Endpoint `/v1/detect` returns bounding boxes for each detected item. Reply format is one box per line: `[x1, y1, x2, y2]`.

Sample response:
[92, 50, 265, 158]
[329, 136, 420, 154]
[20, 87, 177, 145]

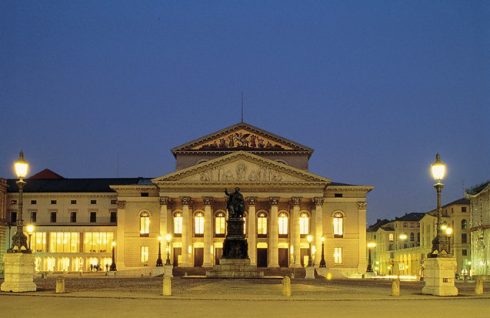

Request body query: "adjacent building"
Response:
[1, 122, 373, 277]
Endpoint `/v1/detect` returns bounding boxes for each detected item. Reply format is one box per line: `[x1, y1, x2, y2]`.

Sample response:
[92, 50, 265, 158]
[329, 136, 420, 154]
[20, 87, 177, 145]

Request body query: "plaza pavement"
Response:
[0, 276, 489, 318]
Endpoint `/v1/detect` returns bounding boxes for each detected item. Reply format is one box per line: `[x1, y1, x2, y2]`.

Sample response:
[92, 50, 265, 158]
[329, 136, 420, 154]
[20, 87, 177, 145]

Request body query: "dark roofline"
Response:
[466, 181, 490, 196]
[442, 197, 469, 208]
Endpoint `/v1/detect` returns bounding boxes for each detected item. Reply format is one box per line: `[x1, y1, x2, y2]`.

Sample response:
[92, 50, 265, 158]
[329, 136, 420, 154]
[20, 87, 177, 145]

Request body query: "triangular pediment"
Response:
[153, 151, 329, 184]
[171, 122, 313, 156]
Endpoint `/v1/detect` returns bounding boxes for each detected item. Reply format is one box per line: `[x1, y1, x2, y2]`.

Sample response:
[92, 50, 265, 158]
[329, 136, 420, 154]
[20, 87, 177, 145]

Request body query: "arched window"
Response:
[410, 232, 415, 242]
[257, 212, 268, 237]
[278, 212, 288, 236]
[333, 212, 344, 238]
[461, 219, 467, 230]
[173, 212, 183, 235]
[194, 212, 204, 236]
[299, 212, 310, 236]
[215, 212, 226, 236]
[139, 211, 150, 236]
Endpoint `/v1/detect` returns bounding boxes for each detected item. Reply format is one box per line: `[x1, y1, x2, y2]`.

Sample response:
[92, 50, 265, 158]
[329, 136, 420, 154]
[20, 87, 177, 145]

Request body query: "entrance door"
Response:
[173, 247, 182, 267]
[300, 248, 310, 267]
[214, 248, 223, 265]
[257, 248, 268, 267]
[278, 248, 289, 267]
[194, 248, 204, 267]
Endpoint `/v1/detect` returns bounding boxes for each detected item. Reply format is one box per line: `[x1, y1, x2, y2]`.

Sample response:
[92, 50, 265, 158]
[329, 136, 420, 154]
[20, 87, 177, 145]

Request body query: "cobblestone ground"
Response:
[1, 276, 489, 318]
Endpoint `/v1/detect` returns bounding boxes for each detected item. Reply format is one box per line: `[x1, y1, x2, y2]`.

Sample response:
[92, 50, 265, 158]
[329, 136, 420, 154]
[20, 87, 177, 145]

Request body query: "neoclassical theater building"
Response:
[0, 123, 373, 277]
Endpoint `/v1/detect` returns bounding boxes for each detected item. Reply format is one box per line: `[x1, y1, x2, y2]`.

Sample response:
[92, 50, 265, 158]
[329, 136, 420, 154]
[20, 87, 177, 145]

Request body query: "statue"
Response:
[225, 187, 244, 218]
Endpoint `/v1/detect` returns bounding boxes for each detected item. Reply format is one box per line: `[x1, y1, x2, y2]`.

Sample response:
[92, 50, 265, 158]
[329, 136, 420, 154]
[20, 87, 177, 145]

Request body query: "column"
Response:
[291, 197, 301, 267]
[268, 197, 279, 268]
[313, 197, 324, 266]
[181, 197, 192, 267]
[159, 197, 170, 240]
[357, 201, 368, 272]
[247, 197, 257, 265]
[203, 197, 213, 267]
[116, 200, 126, 269]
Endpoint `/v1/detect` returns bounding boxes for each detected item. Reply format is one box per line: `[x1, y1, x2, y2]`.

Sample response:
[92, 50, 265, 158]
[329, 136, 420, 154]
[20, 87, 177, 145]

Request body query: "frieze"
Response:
[199, 162, 284, 183]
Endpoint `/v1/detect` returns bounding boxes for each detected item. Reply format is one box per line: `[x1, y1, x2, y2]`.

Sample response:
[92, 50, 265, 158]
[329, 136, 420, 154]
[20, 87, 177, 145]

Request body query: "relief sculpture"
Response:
[196, 130, 291, 151]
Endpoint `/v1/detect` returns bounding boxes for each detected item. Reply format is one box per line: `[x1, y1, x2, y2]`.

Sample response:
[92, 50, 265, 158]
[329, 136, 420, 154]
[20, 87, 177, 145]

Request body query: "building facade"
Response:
[1, 123, 373, 277]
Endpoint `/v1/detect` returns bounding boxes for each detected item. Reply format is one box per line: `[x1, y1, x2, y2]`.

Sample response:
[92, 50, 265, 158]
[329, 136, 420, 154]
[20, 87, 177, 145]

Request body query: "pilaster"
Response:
[247, 197, 257, 265]
[181, 196, 192, 267]
[291, 197, 301, 267]
[203, 197, 213, 267]
[116, 200, 126, 269]
[268, 197, 279, 267]
[313, 197, 324, 266]
[357, 201, 367, 272]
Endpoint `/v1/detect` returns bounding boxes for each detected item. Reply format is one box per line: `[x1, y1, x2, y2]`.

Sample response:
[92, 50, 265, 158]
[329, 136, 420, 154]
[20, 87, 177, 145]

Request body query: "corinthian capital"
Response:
[159, 196, 171, 206]
[290, 197, 301, 206]
[270, 197, 279, 206]
[203, 197, 214, 206]
[357, 202, 368, 210]
[181, 196, 192, 206]
[117, 200, 126, 209]
[313, 197, 325, 206]
[246, 197, 257, 206]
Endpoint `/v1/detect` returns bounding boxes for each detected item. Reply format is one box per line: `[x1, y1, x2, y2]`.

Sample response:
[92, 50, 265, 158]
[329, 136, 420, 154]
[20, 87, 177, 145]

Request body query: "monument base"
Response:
[421, 257, 458, 296]
[305, 267, 315, 279]
[1, 253, 37, 293]
[206, 258, 264, 278]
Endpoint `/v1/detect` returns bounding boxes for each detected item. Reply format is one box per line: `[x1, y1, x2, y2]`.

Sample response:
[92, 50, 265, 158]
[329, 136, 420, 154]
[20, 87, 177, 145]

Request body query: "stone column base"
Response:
[1, 253, 36, 293]
[421, 257, 458, 296]
[163, 264, 174, 277]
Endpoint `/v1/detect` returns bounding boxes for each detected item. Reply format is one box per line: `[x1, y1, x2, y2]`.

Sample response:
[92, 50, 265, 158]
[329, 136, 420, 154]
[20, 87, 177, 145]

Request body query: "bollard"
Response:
[56, 277, 65, 294]
[391, 278, 400, 296]
[163, 276, 172, 296]
[282, 276, 292, 297]
[475, 276, 484, 295]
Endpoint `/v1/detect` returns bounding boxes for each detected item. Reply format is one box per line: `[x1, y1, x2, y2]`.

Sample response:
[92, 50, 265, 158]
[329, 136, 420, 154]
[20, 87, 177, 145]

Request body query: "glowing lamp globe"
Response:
[14, 151, 29, 179]
[431, 153, 446, 182]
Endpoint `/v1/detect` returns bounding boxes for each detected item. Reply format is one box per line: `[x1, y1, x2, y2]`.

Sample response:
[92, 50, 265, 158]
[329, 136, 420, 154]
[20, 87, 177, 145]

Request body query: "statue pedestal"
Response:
[305, 267, 315, 279]
[163, 264, 173, 277]
[1, 253, 36, 293]
[421, 257, 458, 296]
[206, 258, 264, 278]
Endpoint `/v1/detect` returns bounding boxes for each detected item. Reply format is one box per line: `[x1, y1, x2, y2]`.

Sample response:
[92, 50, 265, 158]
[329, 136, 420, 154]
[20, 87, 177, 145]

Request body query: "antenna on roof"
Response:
[241, 92, 244, 123]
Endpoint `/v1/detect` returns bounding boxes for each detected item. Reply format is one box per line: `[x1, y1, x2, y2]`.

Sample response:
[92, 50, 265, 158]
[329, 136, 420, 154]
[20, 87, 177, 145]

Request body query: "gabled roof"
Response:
[29, 169, 64, 180]
[394, 212, 426, 222]
[442, 197, 469, 207]
[6, 178, 152, 193]
[466, 181, 490, 196]
[171, 122, 314, 157]
[367, 219, 392, 232]
[153, 151, 329, 184]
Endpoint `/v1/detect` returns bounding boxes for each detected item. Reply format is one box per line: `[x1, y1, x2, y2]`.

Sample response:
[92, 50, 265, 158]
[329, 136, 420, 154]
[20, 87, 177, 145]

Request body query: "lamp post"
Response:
[110, 241, 117, 271]
[429, 153, 449, 258]
[165, 234, 172, 265]
[156, 236, 163, 267]
[445, 227, 453, 255]
[367, 242, 377, 272]
[307, 234, 313, 267]
[397, 234, 407, 275]
[319, 236, 326, 268]
[26, 224, 34, 251]
[9, 151, 30, 253]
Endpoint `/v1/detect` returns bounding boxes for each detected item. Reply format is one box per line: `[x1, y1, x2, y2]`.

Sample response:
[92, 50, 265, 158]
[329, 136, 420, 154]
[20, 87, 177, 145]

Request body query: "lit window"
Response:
[389, 233, 394, 241]
[461, 219, 467, 230]
[141, 246, 149, 263]
[194, 212, 204, 236]
[32, 232, 47, 252]
[215, 212, 226, 235]
[334, 247, 343, 264]
[278, 212, 288, 236]
[83, 232, 113, 253]
[49, 232, 80, 253]
[299, 213, 310, 235]
[333, 212, 344, 237]
[174, 212, 183, 235]
[257, 212, 268, 236]
[140, 211, 150, 235]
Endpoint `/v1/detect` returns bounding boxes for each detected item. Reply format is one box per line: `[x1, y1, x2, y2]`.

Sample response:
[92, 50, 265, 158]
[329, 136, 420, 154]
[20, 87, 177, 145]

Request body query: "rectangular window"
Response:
[90, 212, 97, 223]
[51, 200, 57, 205]
[30, 200, 37, 205]
[141, 192, 149, 197]
[173, 214, 183, 235]
[141, 246, 149, 263]
[299, 215, 309, 235]
[110, 211, 117, 223]
[90, 200, 97, 205]
[30, 211, 37, 223]
[83, 232, 113, 253]
[389, 233, 394, 241]
[32, 232, 47, 252]
[71, 200, 77, 205]
[278, 214, 288, 236]
[50, 212, 57, 223]
[461, 233, 467, 244]
[461, 207, 467, 212]
[334, 247, 343, 264]
[70, 212, 77, 223]
[215, 215, 226, 236]
[194, 214, 204, 236]
[257, 216, 268, 236]
[333, 217, 343, 237]
[462, 249, 468, 256]
[111, 199, 117, 205]
[334, 193, 343, 198]
[9, 211, 17, 223]
[49, 232, 80, 253]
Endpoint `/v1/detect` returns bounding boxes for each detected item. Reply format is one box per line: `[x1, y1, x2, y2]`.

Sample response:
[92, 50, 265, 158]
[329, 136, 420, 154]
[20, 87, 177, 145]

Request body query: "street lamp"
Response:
[165, 234, 172, 265]
[9, 151, 30, 253]
[319, 236, 326, 268]
[26, 224, 34, 251]
[156, 236, 163, 267]
[307, 234, 313, 267]
[110, 241, 117, 271]
[429, 153, 449, 258]
[367, 242, 377, 272]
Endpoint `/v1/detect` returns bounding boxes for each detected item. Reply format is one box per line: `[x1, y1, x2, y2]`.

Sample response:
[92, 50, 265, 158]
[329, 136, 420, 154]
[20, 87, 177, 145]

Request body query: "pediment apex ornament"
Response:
[159, 196, 171, 206]
[313, 197, 325, 206]
[203, 197, 214, 205]
[181, 196, 192, 205]
[291, 197, 302, 206]
[357, 202, 368, 209]
[117, 200, 126, 209]
[246, 197, 257, 205]
[270, 197, 280, 205]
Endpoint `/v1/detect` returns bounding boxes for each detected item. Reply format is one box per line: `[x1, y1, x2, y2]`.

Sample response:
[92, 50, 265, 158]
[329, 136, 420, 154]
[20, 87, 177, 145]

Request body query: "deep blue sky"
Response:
[1, 1, 489, 224]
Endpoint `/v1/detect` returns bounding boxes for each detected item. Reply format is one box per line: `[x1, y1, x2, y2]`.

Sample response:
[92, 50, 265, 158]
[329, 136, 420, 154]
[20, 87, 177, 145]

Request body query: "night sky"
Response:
[1, 1, 489, 224]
